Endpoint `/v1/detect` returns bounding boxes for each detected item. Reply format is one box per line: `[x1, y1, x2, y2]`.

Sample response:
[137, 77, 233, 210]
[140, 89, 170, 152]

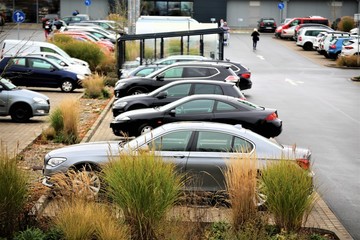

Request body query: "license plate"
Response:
[266, 27, 272, 29]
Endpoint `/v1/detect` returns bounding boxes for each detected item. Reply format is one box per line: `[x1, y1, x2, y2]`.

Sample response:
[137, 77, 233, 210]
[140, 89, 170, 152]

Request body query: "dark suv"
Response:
[257, 18, 277, 32]
[114, 61, 240, 98]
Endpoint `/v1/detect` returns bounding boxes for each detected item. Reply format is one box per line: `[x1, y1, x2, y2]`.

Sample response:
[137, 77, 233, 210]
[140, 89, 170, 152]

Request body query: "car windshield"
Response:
[0, 78, 17, 90]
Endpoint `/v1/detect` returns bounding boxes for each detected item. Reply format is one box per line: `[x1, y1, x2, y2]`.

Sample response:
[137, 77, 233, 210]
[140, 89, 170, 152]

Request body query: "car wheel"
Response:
[10, 103, 31, 122]
[73, 167, 102, 197]
[303, 42, 313, 51]
[61, 80, 74, 92]
[138, 124, 153, 135]
[128, 87, 147, 95]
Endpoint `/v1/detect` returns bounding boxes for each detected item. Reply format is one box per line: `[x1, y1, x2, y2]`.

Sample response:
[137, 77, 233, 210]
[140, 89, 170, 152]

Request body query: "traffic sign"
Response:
[278, 2, 284, 10]
[13, 10, 25, 23]
[85, 0, 91, 6]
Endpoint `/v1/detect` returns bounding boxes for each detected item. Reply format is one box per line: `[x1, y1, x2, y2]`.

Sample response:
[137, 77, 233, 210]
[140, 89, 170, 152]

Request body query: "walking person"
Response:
[251, 28, 260, 50]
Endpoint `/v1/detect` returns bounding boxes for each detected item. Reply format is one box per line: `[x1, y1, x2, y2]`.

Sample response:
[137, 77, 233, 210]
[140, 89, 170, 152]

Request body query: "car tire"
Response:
[61, 80, 74, 92]
[138, 124, 153, 135]
[128, 87, 147, 95]
[10, 103, 32, 122]
[73, 165, 102, 197]
[303, 42, 313, 51]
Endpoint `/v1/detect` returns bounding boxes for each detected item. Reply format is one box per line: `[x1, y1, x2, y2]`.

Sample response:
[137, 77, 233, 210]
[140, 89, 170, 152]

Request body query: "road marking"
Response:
[256, 55, 265, 60]
[285, 78, 297, 86]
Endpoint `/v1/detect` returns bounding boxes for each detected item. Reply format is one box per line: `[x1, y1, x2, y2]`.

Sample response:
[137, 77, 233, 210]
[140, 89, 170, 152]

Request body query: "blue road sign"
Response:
[13, 10, 25, 23]
[278, 2, 284, 10]
[85, 0, 91, 6]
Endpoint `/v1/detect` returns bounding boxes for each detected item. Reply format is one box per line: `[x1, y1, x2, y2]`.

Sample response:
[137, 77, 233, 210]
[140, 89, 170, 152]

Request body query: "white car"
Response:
[26, 52, 91, 76]
[318, 31, 351, 57]
[280, 25, 296, 40]
[296, 27, 333, 51]
[341, 38, 360, 56]
[313, 32, 329, 51]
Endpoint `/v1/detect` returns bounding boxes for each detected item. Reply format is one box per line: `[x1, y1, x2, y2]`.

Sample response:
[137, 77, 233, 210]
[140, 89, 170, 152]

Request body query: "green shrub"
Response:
[51, 36, 105, 71]
[103, 150, 184, 240]
[0, 143, 29, 238]
[260, 160, 316, 232]
[337, 16, 355, 32]
[13, 227, 45, 240]
[47, 98, 79, 144]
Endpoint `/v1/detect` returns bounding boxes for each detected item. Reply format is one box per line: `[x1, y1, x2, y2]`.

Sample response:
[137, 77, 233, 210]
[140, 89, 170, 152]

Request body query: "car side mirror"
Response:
[169, 109, 176, 116]
[156, 75, 164, 81]
[156, 91, 167, 99]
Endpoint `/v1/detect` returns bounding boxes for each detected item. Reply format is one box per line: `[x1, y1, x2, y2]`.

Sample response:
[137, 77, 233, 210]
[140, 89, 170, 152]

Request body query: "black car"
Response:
[112, 80, 246, 117]
[110, 94, 282, 138]
[0, 56, 84, 92]
[199, 59, 252, 90]
[257, 18, 277, 33]
[114, 62, 240, 98]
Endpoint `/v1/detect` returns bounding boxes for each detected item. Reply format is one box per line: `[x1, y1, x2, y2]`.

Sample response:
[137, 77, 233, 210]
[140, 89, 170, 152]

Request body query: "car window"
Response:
[148, 130, 192, 151]
[175, 99, 215, 114]
[136, 68, 155, 77]
[195, 131, 233, 152]
[41, 47, 57, 54]
[10, 58, 26, 67]
[193, 83, 223, 94]
[166, 83, 191, 97]
[29, 58, 54, 69]
[215, 101, 237, 111]
[233, 137, 254, 153]
[159, 67, 183, 78]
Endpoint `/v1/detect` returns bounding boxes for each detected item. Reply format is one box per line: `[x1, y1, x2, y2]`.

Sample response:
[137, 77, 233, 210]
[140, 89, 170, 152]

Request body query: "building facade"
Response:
[1, 0, 359, 28]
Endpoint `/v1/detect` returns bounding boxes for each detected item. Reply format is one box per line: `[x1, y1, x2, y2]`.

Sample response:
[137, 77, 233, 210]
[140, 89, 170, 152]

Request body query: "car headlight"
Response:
[77, 74, 85, 80]
[33, 97, 47, 104]
[47, 157, 67, 167]
[113, 101, 127, 108]
[114, 116, 131, 122]
[115, 81, 127, 87]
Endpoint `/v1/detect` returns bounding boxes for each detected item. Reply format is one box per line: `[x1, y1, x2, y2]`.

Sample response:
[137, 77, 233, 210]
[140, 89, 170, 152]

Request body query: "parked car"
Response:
[80, 20, 126, 34]
[0, 56, 84, 92]
[110, 94, 282, 138]
[66, 27, 117, 44]
[275, 16, 329, 38]
[293, 23, 333, 40]
[257, 18, 277, 33]
[25, 52, 91, 76]
[296, 27, 333, 51]
[312, 31, 330, 51]
[61, 14, 90, 25]
[43, 121, 310, 193]
[280, 25, 297, 40]
[317, 31, 351, 57]
[341, 38, 360, 57]
[327, 37, 351, 59]
[114, 61, 240, 97]
[112, 80, 246, 117]
[120, 65, 165, 79]
[153, 55, 211, 65]
[199, 59, 252, 90]
[0, 78, 50, 122]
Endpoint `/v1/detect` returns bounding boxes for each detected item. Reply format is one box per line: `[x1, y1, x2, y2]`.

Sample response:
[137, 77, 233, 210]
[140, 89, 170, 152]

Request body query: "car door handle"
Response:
[173, 154, 185, 159]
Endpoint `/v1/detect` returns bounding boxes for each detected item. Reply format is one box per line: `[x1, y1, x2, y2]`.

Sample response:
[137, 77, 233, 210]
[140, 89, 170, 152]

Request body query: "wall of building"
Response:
[193, 0, 227, 24]
[60, 0, 109, 20]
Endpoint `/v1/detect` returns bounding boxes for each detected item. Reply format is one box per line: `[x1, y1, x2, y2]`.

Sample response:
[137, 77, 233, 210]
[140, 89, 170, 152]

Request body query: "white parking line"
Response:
[285, 78, 298, 86]
[256, 55, 265, 60]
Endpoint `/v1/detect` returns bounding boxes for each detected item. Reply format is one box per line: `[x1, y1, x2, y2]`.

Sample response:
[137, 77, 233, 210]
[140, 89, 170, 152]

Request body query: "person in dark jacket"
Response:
[251, 28, 260, 50]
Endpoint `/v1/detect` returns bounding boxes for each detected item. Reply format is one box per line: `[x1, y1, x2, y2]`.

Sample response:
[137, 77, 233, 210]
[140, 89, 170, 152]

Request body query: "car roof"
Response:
[163, 61, 232, 67]
[159, 121, 245, 133]
[158, 79, 236, 87]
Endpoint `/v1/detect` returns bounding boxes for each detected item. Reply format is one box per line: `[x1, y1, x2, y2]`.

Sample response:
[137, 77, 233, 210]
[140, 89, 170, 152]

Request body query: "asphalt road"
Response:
[225, 32, 360, 239]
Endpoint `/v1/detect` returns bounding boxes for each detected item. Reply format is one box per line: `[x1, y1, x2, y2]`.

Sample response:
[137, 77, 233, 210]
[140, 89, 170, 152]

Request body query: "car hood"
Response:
[114, 93, 148, 102]
[11, 88, 49, 100]
[46, 141, 122, 160]
[115, 107, 160, 120]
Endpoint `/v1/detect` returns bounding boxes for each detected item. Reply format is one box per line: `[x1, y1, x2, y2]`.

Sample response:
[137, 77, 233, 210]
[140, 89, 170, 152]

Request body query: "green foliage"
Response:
[44, 227, 64, 240]
[0, 143, 29, 238]
[103, 150, 184, 240]
[207, 221, 231, 240]
[337, 16, 355, 32]
[13, 227, 45, 240]
[260, 160, 316, 232]
[49, 108, 63, 133]
[83, 73, 110, 99]
[51, 35, 105, 71]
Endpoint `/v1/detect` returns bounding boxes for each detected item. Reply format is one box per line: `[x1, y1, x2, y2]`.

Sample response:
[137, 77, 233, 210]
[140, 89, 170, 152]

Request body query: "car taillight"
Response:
[265, 112, 278, 121]
[296, 158, 310, 170]
[299, 36, 302, 41]
[260, 22, 264, 27]
[274, 23, 277, 27]
[329, 44, 336, 49]
[225, 75, 239, 83]
[241, 73, 251, 79]
[345, 46, 353, 49]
